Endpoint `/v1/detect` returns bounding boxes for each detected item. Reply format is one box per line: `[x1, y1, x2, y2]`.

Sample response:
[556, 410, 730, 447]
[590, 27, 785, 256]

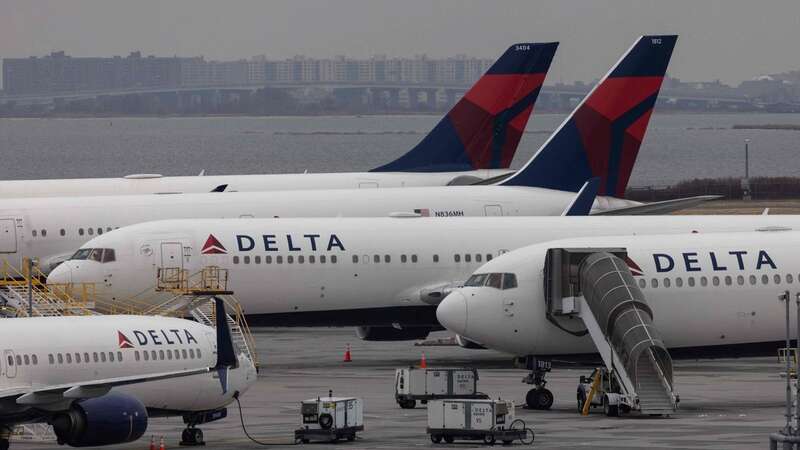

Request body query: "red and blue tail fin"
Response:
[371, 42, 558, 172]
[500, 35, 677, 197]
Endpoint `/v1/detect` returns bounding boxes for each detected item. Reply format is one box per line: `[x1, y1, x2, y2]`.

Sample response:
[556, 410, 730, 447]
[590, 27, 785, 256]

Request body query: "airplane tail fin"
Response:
[213, 297, 239, 393]
[499, 35, 677, 197]
[371, 42, 558, 172]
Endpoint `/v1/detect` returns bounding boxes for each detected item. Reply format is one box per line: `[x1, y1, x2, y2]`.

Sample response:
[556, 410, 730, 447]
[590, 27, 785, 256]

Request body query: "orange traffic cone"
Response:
[149, 436, 156, 450]
[420, 352, 427, 368]
[159, 436, 166, 450]
[343, 344, 352, 362]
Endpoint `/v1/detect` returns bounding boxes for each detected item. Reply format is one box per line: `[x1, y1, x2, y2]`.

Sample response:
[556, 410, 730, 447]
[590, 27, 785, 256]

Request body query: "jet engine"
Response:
[50, 392, 147, 447]
[356, 326, 432, 341]
[455, 334, 487, 350]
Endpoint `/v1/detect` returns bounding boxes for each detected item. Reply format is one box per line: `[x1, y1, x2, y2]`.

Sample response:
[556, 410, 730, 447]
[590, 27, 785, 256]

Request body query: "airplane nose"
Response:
[436, 290, 468, 335]
[46, 263, 72, 285]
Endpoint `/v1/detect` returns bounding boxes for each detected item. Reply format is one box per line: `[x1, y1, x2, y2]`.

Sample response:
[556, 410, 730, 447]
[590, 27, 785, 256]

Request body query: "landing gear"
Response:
[0, 426, 10, 450]
[521, 356, 554, 410]
[180, 426, 205, 446]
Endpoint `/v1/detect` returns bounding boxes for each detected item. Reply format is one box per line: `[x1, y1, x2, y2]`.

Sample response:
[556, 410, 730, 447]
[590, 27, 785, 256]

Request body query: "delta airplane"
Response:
[0, 35, 681, 274]
[0, 298, 257, 449]
[436, 231, 800, 410]
[48, 214, 800, 342]
[0, 42, 558, 199]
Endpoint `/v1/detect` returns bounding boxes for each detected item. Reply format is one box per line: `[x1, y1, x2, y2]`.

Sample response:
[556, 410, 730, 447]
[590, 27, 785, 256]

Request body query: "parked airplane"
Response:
[0, 35, 678, 274]
[0, 298, 256, 449]
[47, 215, 800, 341]
[0, 42, 559, 199]
[436, 231, 799, 410]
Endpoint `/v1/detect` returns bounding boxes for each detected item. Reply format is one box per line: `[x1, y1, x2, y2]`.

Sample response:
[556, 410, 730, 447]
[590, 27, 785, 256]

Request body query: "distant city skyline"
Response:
[2, 0, 799, 87]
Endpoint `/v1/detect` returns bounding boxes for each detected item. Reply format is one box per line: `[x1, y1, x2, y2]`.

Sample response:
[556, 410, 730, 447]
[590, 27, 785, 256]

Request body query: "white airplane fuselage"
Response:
[0, 315, 256, 422]
[0, 170, 512, 199]
[438, 231, 800, 357]
[0, 185, 631, 273]
[48, 216, 800, 328]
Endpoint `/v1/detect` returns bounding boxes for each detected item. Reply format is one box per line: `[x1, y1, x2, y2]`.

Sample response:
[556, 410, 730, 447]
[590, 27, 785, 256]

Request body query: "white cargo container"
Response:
[395, 367, 486, 408]
[294, 395, 364, 443]
[427, 399, 533, 445]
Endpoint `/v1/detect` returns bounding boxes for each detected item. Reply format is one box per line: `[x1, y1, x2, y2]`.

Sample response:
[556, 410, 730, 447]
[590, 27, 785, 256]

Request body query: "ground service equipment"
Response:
[426, 399, 533, 445]
[295, 394, 364, 443]
[395, 367, 487, 408]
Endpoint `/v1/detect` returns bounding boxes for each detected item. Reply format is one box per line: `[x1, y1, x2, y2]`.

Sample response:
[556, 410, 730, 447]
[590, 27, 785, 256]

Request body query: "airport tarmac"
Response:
[14, 327, 791, 449]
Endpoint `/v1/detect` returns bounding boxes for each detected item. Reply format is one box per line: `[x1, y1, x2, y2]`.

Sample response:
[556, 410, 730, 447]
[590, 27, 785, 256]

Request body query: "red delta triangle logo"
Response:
[202, 234, 227, 254]
[624, 255, 644, 276]
[118, 331, 135, 349]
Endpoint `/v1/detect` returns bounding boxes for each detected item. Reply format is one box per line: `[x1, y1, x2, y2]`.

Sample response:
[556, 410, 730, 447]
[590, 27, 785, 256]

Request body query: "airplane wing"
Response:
[591, 195, 721, 216]
[3, 367, 213, 406]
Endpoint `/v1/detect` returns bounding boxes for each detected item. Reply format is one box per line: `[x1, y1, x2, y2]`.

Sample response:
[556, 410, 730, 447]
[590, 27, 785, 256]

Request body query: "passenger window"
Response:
[197, 349, 202, 358]
[352, 255, 359, 264]
[502, 273, 518, 290]
[97, 228, 103, 235]
[287, 255, 294, 264]
[88, 228, 94, 235]
[174, 350, 180, 360]
[265, 255, 272, 264]
[189, 349, 196, 359]
[31, 230, 37, 237]
[243, 256, 250, 264]
[135, 351, 140, 362]
[298, 255, 305, 264]
[320, 255, 327, 264]
[48, 354, 54, 364]
[32, 354, 38, 365]
[724, 275, 732, 286]
[151, 350, 157, 361]
[79, 228, 85, 236]
[107, 227, 112, 232]
[749, 275, 757, 285]
[108, 352, 114, 362]
[309, 255, 315, 264]
[100, 353, 106, 362]
[487, 254, 493, 261]
[384, 255, 390, 263]
[486, 273, 502, 289]
[762, 275, 769, 285]
[65, 354, 72, 364]
[167, 350, 173, 360]
[60, 229, 66, 236]
[433, 255, 439, 263]
[675, 277, 683, 287]
[143, 351, 150, 361]
[775, 274, 782, 284]
[651, 278, 658, 288]
[465, 254, 471, 263]
[712, 276, 720, 286]
[401, 255, 407, 263]
[700, 276, 708, 287]
[23, 355, 30, 365]
[737, 275, 744, 286]
[7, 355, 13, 366]
[476, 254, 482, 263]
[93, 352, 99, 362]
[159, 350, 165, 360]
[276, 256, 283, 264]
[688, 277, 695, 287]
[117, 351, 122, 362]
[788, 274, 794, 283]
[331, 255, 337, 263]
[182, 349, 188, 359]
[374, 255, 380, 263]
[57, 354, 64, 364]
[74, 353, 81, 363]
[663, 278, 671, 288]
[411, 255, 417, 263]
[233, 256, 240, 264]
[454, 254, 461, 263]
[255, 256, 261, 264]
[638, 279, 646, 289]
[41, 230, 47, 237]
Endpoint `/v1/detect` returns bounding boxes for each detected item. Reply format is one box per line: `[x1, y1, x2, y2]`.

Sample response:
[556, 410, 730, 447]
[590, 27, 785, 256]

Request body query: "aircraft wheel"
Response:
[603, 396, 619, 417]
[430, 434, 443, 444]
[527, 388, 554, 410]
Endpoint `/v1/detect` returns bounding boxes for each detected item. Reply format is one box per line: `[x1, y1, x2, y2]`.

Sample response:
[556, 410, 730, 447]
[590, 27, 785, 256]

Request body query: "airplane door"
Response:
[0, 219, 17, 253]
[484, 205, 503, 216]
[160, 242, 183, 270]
[3, 350, 16, 378]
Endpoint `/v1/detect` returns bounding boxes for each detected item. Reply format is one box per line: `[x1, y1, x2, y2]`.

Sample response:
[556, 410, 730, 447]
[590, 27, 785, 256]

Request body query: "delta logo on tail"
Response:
[202, 234, 227, 254]
[371, 42, 558, 172]
[118, 331, 135, 349]
[501, 35, 677, 198]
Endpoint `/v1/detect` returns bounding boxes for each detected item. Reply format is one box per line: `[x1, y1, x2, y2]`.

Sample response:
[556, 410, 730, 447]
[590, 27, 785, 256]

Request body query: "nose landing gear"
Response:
[521, 356, 554, 410]
[180, 426, 205, 446]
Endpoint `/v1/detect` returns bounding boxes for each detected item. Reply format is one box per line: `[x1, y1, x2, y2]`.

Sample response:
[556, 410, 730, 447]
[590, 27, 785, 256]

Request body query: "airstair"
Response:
[0, 259, 96, 318]
[544, 249, 678, 416]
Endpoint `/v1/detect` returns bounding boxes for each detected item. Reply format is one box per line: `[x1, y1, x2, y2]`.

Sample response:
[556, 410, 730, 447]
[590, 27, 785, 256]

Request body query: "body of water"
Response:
[1, 113, 799, 186]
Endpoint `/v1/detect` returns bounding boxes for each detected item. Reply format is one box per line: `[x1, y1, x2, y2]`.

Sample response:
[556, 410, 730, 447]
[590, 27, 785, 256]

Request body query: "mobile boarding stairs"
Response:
[541, 248, 678, 416]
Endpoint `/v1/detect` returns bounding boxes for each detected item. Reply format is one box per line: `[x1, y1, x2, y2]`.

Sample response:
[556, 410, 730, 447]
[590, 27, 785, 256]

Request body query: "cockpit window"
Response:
[486, 273, 502, 289]
[464, 274, 488, 287]
[70, 248, 116, 263]
[502, 273, 518, 290]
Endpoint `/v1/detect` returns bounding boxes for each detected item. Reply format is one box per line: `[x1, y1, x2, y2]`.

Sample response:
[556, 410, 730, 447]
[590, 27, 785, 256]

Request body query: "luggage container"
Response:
[395, 367, 487, 408]
[294, 394, 364, 443]
[426, 399, 533, 445]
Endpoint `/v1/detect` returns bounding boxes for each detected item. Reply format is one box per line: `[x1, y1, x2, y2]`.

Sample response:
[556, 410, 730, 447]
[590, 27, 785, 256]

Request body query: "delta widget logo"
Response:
[202, 234, 227, 254]
[118, 331, 135, 349]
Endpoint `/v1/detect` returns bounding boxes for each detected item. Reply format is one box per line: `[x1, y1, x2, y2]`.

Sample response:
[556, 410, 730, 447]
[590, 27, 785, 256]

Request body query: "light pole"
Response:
[745, 138, 750, 179]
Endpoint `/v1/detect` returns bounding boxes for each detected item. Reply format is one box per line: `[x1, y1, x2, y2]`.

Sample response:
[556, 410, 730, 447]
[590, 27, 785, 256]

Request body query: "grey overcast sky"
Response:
[1, 0, 798, 85]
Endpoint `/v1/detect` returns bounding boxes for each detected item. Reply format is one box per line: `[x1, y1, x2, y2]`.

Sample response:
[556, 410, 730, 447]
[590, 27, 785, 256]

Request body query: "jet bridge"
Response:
[544, 248, 678, 416]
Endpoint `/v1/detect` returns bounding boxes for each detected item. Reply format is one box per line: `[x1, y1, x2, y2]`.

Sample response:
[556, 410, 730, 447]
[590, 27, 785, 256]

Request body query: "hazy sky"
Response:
[2, 0, 798, 85]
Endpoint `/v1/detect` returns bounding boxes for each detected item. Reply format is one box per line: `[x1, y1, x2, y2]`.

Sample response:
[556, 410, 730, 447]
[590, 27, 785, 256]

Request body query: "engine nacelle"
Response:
[455, 334, 487, 350]
[50, 392, 147, 447]
[356, 326, 432, 341]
